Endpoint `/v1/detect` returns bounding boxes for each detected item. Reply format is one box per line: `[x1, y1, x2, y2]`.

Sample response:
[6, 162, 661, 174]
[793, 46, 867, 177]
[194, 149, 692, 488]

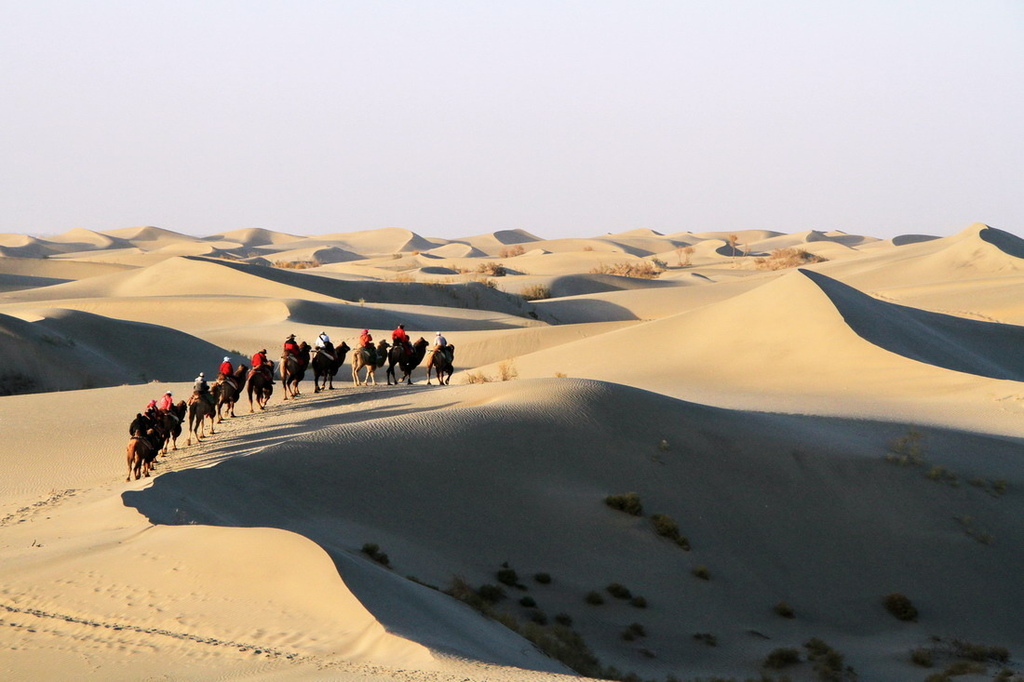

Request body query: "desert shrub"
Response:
[626, 622, 646, 638]
[498, 245, 526, 258]
[951, 639, 1010, 662]
[773, 601, 796, 618]
[925, 661, 987, 680]
[554, 371, 568, 378]
[391, 273, 415, 282]
[496, 568, 519, 586]
[883, 592, 918, 621]
[477, 584, 506, 603]
[582, 245, 594, 251]
[753, 248, 828, 270]
[606, 583, 632, 600]
[763, 647, 801, 669]
[273, 259, 320, 269]
[476, 261, 507, 276]
[693, 632, 718, 647]
[519, 596, 536, 608]
[554, 612, 573, 627]
[629, 595, 647, 608]
[803, 637, 855, 681]
[993, 479, 1009, 495]
[886, 428, 925, 466]
[360, 543, 390, 567]
[528, 609, 548, 625]
[497, 359, 518, 381]
[692, 565, 711, 581]
[651, 513, 691, 550]
[910, 648, 934, 667]
[585, 591, 605, 605]
[520, 284, 551, 300]
[463, 371, 491, 384]
[534, 572, 552, 584]
[650, 257, 668, 269]
[605, 492, 643, 516]
[589, 261, 663, 279]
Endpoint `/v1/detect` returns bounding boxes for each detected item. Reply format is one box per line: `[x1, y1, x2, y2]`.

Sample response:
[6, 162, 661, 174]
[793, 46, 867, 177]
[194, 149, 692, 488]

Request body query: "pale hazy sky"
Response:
[2, 1, 1022, 240]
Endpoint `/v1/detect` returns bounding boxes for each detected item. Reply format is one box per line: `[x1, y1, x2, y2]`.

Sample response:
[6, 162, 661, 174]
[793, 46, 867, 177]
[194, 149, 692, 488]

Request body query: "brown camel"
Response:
[214, 365, 247, 422]
[186, 393, 216, 445]
[281, 342, 311, 400]
[126, 432, 158, 481]
[246, 364, 274, 412]
[352, 339, 390, 386]
[425, 344, 455, 386]
[158, 400, 188, 453]
[313, 341, 350, 392]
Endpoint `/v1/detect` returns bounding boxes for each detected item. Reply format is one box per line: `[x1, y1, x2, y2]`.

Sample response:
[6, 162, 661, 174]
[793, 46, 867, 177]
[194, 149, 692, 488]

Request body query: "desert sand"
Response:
[2, 223, 1023, 681]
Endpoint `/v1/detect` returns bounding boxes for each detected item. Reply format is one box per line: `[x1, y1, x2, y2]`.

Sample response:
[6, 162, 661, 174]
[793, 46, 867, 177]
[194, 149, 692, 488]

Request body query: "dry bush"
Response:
[883, 592, 918, 621]
[498, 244, 526, 258]
[520, 284, 551, 300]
[476, 261, 507, 276]
[582, 245, 594, 252]
[589, 261, 663, 279]
[273, 259, 321, 269]
[753, 248, 828, 270]
[605, 492, 643, 516]
[463, 371, 491, 384]
[391, 273, 415, 283]
[676, 245, 695, 266]
[497, 360, 518, 381]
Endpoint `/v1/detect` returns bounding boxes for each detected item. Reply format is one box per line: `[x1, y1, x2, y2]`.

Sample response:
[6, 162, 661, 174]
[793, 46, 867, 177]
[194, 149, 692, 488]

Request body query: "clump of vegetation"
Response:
[693, 632, 718, 647]
[463, 370, 491, 384]
[753, 248, 828, 270]
[360, 543, 390, 567]
[773, 601, 796, 619]
[804, 637, 855, 680]
[273, 259, 321, 269]
[519, 596, 536, 608]
[534, 572, 552, 584]
[675, 245, 695, 267]
[477, 584, 506, 603]
[520, 284, 551, 300]
[629, 595, 647, 609]
[621, 622, 646, 641]
[605, 492, 643, 516]
[0, 372, 37, 396]
[496, 567, 520, 587]
[950, 639, 1010, 663]
[606, 583, 632, 600]
[885, 428, 925, 466]
[554, 613, 573, 627]
[692, 565, 711, 581]
[497, 359, 518, 381]
[763, 647, 801, 669]
[883, 592, 918, 621]
[498, 245, 526, 258]
[650, 513, 691, 550]
[476, 261, 507, 276]
[590, 261, 664, 279]
[910, 648, 934, 667]
[554, 371, 568, 378]
[585, 590, 605, 605]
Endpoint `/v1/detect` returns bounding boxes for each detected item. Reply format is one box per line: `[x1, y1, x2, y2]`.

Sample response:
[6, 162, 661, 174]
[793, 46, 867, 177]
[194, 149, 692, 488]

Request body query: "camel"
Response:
[386, 337, 429, 385]
[246, 364, 274, 412]
[214, 364, 247, 422]
[158, 400, 188, 453]
[280, 342, 311, 400]
[312, 341, 350, 392]
[352, 339, 390, 386]
[126, 431, 158, 481]
[186, 393, 216, 445]
[425, 344, 455, 386]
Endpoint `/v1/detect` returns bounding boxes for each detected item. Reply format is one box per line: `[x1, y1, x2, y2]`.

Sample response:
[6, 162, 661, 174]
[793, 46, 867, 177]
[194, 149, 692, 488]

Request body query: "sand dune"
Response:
[3, 223, 1024, 681]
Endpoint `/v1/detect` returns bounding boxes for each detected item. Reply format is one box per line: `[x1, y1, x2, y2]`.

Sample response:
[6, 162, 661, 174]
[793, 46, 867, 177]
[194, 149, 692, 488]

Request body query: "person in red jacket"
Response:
[157, 391, 174, 412]
[359, 329, 373, 349]
[219, 356, 233, 377]
[391, 324, 411, 356]
[252, 349, 269, 369]
[283, 334, 300, 357]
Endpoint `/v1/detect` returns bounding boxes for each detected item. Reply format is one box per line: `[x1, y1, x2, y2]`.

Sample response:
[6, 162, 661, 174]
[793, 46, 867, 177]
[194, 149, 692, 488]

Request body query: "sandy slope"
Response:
[2, 223, 1024, 681]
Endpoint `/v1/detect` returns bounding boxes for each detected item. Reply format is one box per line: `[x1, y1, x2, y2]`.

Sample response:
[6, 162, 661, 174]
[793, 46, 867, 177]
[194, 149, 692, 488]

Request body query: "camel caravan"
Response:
[125, 325, 455, 481]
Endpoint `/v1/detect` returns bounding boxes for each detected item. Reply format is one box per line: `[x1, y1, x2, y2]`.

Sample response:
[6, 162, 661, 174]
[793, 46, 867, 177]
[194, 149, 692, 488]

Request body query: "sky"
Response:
[1, 1, 1022, 241]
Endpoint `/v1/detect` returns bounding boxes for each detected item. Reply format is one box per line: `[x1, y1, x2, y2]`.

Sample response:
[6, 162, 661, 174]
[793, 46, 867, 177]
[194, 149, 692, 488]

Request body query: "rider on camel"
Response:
[314, 331, 335, 361]
[219, 356, 233, 377]
[157, 391, 174, 412]
[359, 329, 373, 349]
[392, 324, 412, 356]
[251, 348, 272, 381]
[192, 372, 215, 406]
[283, 334, 300, 358]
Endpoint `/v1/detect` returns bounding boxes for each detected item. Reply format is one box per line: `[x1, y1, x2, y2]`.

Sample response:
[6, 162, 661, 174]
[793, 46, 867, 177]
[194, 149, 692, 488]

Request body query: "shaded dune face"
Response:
[802, 269, 1024, 381]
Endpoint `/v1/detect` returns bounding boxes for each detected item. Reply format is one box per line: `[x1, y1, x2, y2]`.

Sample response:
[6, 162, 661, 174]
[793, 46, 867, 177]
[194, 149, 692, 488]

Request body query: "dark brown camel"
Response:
[312, 341, 350, 392]
[425, 344, 455, 386]
[246, 364, 274, 412]
[281, 342, 311, 400]
[386, 337, 429, 385]
[126, 431, 158, 481]
[187, 393, 216, 445]
[352, 340, 390, 386]
[214, 364, 247, 422]
[158, 400, 188, 453]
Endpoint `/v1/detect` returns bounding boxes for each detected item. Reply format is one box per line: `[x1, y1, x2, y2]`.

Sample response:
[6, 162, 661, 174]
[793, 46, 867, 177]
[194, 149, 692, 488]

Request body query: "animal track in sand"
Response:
[0, 489, 78, 527]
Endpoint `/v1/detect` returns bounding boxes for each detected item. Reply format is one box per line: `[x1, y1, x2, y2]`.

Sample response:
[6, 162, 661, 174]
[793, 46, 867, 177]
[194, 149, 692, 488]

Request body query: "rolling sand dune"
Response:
[2, 223, 1023, 682]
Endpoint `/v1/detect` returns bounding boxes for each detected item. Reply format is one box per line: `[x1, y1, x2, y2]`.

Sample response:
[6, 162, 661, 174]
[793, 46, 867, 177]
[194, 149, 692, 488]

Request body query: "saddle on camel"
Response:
[188, 372, 216, 407]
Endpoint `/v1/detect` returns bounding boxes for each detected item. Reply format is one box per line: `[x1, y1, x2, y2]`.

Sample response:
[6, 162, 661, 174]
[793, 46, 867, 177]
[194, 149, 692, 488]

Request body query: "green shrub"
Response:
[883, 593, 918, 621]
[763, 647, 801, 669]
[651, 513, 690, 550]
[606, 583, 632, 600]
[605, 492, 643, 516]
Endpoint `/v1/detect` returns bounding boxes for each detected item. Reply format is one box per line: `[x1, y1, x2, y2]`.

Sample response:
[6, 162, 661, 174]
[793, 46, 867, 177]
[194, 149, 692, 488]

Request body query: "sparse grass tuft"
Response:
[590, 261, 663, 279]
[497, 359, 518, 381]
[773, 601, 796, 619]
[763, 647, 801, 669]
[692, 565, 711, 581]
[910, 648, 934, 667]
[605, 492, 643, 516]
[629, 595, 647, 608]
[273, 259, 321, 269]
[476, 261, 507, 276]
[463, 370, 491, 384]
[585, 590, 605, 605]
[520, 284, 551, 300]
[606, 583, 632, 600]
[534, 572, 552, 585]
[498, 245, 526, 258]
[753, 248, 828, 270]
